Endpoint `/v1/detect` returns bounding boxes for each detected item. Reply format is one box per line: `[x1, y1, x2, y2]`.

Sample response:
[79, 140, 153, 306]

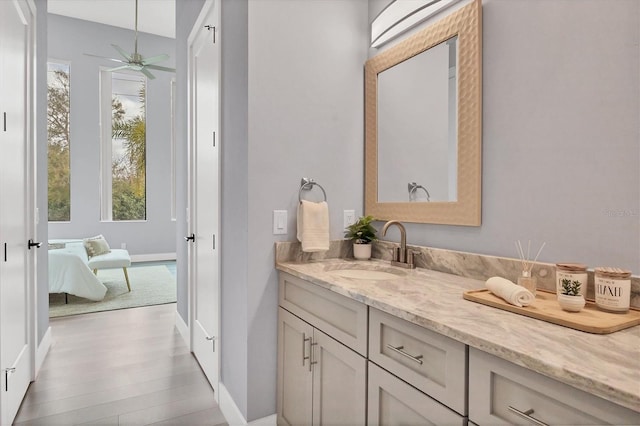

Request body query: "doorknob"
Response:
[28, 239, 42, 249]
[184, 233, 195, 242]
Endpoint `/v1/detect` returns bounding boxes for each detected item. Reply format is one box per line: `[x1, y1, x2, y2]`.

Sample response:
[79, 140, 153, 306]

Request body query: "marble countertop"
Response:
[276, 258, 640, 412]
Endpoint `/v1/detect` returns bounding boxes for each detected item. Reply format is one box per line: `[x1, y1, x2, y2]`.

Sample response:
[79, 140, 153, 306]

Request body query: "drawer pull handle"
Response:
[386, 344, 424, 365]
[508, 406, 549, 426]
[302, 334, 310, 367]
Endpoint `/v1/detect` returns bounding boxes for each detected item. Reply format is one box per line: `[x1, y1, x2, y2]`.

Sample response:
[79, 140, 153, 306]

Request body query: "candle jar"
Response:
[594, 267, 632, 313]
[556, 263, 588, 299]
[517, 270, 537, 296]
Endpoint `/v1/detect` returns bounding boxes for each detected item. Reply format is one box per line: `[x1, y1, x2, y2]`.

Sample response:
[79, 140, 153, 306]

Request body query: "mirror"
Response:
[365, 0, 482, 225]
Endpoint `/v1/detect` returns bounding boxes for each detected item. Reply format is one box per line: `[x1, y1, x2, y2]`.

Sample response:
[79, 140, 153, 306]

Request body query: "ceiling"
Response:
[48, 0, 176, 39]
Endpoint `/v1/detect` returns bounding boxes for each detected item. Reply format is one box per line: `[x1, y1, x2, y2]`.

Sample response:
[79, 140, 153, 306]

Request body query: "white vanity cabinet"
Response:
[469, 348, 640, 425]
[277, 273, 367, 425]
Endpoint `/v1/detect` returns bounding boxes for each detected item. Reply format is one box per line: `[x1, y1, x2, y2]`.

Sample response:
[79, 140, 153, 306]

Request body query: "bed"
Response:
[48, 240, 108, 301]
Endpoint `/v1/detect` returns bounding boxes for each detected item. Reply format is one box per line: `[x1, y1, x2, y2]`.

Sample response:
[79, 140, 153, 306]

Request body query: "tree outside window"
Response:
[47, 62, 71, 222]
[111, 73, 146, 221]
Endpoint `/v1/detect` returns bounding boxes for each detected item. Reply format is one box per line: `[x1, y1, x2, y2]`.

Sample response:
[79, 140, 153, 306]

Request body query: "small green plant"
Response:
[561, 278, 581, 296]
[344, 215, 378, 244]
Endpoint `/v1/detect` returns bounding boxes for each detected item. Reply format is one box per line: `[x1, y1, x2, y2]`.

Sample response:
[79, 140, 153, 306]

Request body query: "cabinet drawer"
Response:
[279, 272, 368, 356]
[368, 361, 465, 425]
[469, 348, 640, 425]
[369, 308, 467, 414]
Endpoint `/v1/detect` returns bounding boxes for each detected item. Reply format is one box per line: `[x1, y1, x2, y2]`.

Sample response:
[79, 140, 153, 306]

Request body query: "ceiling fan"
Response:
[84, 0, 175, 80]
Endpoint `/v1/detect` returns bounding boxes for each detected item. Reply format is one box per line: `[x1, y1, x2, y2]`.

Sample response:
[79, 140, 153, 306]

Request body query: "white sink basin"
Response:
[324, 264, 405, 280]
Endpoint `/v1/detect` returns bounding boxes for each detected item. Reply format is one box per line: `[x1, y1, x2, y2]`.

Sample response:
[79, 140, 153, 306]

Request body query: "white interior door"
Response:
[0, 1, 34, 423]
[188, 0, 221, 398]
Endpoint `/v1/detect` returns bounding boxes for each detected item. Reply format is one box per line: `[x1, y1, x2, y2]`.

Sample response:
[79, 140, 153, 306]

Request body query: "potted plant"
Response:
[557, 278, 586, 312]
[344, 215, 378, 260]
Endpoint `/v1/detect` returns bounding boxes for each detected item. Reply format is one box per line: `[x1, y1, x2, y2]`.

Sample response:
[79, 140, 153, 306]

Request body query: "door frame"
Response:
[186, 0, 221, 387]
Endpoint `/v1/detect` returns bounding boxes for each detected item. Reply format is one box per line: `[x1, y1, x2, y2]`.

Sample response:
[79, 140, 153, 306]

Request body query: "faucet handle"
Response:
[392, 247, 400, 262]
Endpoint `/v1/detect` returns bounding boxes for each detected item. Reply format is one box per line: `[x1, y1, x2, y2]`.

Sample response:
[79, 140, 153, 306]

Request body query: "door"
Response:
[312, 328, 366, 426]
[0, 0, 33, 423]
[188, 0, 221, 397]
[277, 308, 313, 426]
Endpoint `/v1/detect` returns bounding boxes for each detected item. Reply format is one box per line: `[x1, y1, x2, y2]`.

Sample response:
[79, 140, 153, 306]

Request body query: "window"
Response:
[47, 62, 71, 221]
[101, 71, 146, 221]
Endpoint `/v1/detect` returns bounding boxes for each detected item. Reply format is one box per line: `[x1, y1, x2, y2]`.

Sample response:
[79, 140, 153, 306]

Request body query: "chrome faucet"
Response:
[381, 220, 416, 269]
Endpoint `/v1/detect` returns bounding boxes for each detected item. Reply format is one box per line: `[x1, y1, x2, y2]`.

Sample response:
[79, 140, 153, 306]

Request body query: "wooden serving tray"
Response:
[463, 289, 640, 334]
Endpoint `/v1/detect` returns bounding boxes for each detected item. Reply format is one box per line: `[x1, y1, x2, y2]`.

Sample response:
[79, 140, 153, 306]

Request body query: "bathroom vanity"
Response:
[276, 258, 640, 425]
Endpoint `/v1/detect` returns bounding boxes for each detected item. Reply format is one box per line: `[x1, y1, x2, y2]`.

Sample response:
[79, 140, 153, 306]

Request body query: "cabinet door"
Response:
[312, 329, 366, 426]
[368, 362, 465, 426]
[278, 308, 314, 426]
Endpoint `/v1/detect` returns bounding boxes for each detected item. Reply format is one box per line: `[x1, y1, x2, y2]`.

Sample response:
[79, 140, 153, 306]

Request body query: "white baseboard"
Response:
[35, 327, 52, 376]
[249, 414, 277, 425]
[219, 383, 246, 425]
[130, 253, 176, 262]
[219, 383, 276, 426]
[175, 311, 189, 347]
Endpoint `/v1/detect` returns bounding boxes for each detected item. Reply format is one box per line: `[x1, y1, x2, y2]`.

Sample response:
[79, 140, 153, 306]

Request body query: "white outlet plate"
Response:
[344, 210, 356, 229]
[121, 243, 127, 249]
[273, 210, 287, 235]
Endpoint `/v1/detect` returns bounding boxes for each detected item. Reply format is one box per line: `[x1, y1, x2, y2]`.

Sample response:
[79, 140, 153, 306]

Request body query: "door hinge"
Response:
[4, 368, 15, 392]
[3, 243, 6, 262]
[206, 335, 216, 352]
[204, 25, 216, 44]
[3, 112, 6, 132]
[213, 131, 216, 147]
[212, 234, 216, 250]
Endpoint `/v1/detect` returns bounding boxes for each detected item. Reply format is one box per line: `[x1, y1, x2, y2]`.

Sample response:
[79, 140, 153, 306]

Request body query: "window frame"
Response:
[99, 69, 148, 222]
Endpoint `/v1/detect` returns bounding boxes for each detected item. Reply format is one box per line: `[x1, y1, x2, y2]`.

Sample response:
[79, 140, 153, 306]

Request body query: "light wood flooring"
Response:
[15, 303, 227, 425]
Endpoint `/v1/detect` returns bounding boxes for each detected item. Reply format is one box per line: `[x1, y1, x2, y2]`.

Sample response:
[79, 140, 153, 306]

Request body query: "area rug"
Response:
[49, 265, 177, 318]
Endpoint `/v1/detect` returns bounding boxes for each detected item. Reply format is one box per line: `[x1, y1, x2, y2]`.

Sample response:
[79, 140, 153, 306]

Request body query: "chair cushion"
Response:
[88, 249, 131, 269]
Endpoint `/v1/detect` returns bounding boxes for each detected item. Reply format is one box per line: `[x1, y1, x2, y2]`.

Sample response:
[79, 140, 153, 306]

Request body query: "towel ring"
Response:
[299, 178, 327, 203]
[408, 182, 430, 202]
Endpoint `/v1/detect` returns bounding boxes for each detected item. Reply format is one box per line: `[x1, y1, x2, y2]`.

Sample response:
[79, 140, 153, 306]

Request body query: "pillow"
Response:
[83, 235, 111, 258]
[48, 242, 65, 250]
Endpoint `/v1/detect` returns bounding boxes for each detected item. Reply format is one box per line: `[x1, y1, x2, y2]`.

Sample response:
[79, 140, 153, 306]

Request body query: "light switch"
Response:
[273, 210, 287, 235]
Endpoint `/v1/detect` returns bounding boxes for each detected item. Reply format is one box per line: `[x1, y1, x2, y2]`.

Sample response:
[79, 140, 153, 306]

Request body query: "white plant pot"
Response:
[353, 243, 372, 260]
[557, 294, 586, 312]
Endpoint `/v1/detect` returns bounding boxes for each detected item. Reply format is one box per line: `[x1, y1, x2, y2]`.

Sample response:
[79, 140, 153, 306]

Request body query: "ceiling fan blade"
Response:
[111, 44, 132, 60]
[140, 67, 156, 80]
[142, 54, 169, 65]
[145, 64, 176, 73]
[83, 53, 127, 64]
[106, 65, 133, 72]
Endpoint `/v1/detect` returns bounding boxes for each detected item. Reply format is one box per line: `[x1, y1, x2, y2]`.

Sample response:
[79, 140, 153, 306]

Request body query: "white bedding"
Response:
[48, 241, 107, 301]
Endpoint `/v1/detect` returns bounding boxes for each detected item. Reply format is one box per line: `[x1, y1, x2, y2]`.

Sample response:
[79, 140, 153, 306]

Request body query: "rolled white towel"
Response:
[485, 276, 535, 307]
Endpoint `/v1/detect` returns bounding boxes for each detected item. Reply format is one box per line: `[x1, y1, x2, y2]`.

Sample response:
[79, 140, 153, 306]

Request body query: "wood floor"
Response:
[14, 303, 227, 426]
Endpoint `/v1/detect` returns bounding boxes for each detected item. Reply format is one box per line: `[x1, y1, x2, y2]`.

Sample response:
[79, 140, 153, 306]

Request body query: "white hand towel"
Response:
[485, 276, 535, 307]
[297, 200, 330, 252]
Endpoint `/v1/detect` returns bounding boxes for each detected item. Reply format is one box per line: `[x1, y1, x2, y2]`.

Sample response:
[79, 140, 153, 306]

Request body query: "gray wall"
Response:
[220, 0, 249, 417]
[369, 0, 640, 273]
[47, 14, 177, 257]
[205, 0, 368, 420]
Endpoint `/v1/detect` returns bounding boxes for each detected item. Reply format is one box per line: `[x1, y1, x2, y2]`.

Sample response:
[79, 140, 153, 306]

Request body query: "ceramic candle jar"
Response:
[594, 267, 632, 313]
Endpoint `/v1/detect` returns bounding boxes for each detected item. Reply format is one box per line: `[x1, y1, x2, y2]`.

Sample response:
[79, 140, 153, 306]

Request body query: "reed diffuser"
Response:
[515, 240, 546, 296]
